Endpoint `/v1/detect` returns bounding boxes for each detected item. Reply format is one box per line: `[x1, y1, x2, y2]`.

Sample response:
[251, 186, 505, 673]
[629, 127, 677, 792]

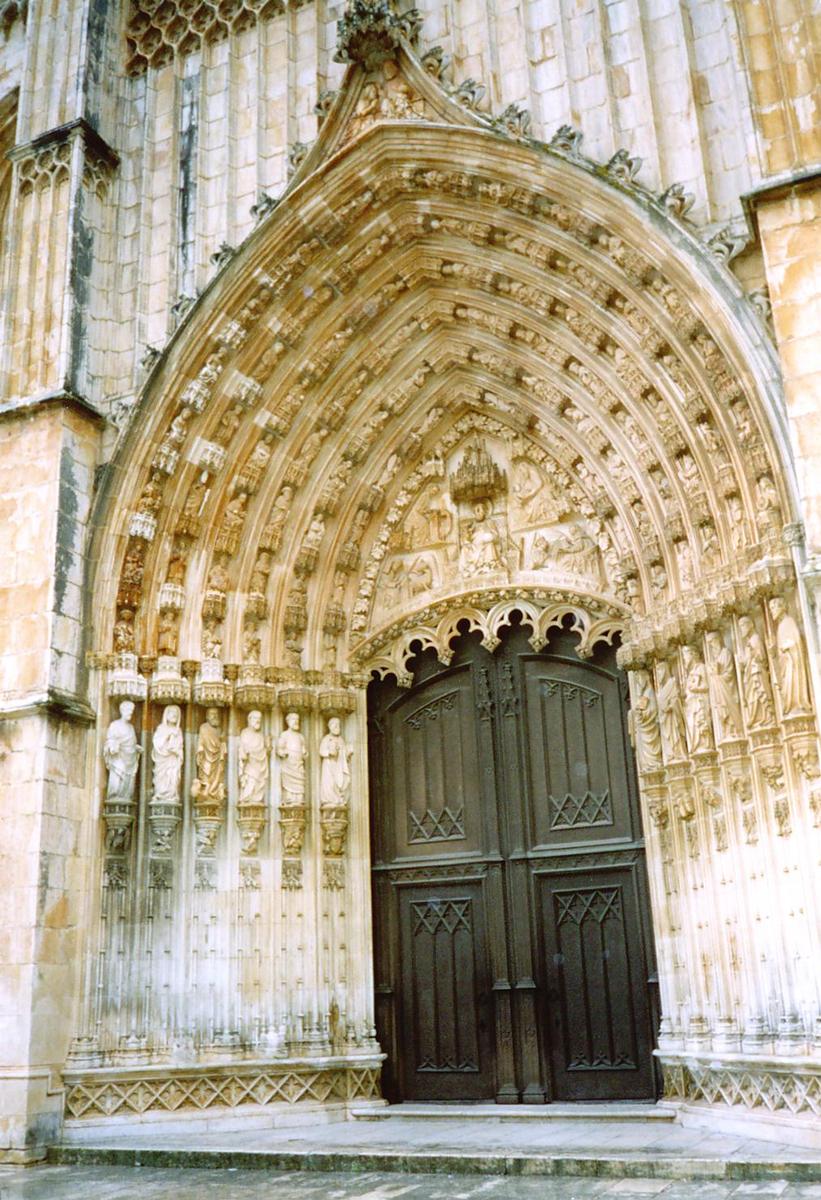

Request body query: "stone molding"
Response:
[661, 1053, 821, 1118]
[63, 1056, 382, 1120]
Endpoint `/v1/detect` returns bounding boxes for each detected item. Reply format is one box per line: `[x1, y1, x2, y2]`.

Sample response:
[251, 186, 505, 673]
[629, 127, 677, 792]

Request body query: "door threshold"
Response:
[354, 1102, 677, 1122]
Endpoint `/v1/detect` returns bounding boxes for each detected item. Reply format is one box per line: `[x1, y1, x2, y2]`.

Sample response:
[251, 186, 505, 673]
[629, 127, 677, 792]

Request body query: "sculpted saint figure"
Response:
[705, 633, 742, 739]
[202, 617, 222, 660]
[682, 648, 714, 753]
[631, 671, 663, 771]
[319, 717, 353, 807]
[737, 616, 775, 728]
[276, 712, 308, 804]
[191, 708, 227, 806]
[768, 597, 811, 716]
[104, 701, 141, 804]
[112, 608, 135, 654]
[460, 500, 503, 575]
[238, 710, 269, 807]
[151, 705, 184, 804]
[656, 660, 687, 762]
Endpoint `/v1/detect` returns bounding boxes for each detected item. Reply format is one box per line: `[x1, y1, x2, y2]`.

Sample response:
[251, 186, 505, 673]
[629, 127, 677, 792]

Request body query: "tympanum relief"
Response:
[371, 434, 607, 629]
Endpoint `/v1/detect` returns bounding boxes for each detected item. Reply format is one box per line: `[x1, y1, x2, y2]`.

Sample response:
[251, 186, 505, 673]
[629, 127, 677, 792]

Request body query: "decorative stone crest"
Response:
[335, 0, 403, 69]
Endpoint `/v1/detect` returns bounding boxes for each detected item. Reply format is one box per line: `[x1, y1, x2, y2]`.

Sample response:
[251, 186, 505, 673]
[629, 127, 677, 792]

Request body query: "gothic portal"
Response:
[1, 0, 821, 1163]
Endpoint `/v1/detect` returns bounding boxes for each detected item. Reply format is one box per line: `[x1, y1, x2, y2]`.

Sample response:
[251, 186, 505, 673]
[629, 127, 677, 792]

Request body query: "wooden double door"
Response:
[368, 622, 659, 1103]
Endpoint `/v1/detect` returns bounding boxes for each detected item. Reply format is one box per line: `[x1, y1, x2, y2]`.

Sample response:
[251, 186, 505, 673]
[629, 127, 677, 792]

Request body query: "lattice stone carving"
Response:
[662, 1059, 821, 1117]
[64, 1062, 381, 1119]
[125, 0, 283, 75]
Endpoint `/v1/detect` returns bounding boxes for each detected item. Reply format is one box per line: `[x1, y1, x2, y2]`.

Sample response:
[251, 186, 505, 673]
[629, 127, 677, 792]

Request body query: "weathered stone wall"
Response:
[0, 400, 100, 1160]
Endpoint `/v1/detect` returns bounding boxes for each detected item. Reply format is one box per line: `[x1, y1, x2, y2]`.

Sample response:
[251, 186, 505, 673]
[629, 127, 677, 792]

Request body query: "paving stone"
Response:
[3, 1170, 821, 1200]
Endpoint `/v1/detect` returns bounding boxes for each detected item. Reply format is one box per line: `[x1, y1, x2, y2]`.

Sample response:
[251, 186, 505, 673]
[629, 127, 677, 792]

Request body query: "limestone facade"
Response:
[0, 0, 819, 1162]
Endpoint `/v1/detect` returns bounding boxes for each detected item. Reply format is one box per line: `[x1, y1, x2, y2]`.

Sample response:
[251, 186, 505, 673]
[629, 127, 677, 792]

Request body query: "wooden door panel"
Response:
[369, 625, 657, 1104]
[385, 666, 484, 860]
[522, 657, 634, 848]
[398, 883, 494, 1100]
[537, 866, 656, 1099]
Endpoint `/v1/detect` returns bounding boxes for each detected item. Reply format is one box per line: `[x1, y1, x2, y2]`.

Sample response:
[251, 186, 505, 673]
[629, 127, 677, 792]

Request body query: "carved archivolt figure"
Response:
[768, 597, 811, 716]
[242, 622, 261, 665]
[656, 660, 687, 762]
[151, 705, 184, 804]
[737, 616, 775, 728]
[277, 712, 307, 804]
[112, 608, 135, 654]
[705, 632, 742, 740]
[103, 701, 141, 804]
[319, 717, 353, 808]
[238, 710, 269, 807]
[631, 671, 663, 772]
[201, 617, 222, 660]
[682, 648, 714, 753]
[157, 610, 178, 657]
[191, 708, 227, 806]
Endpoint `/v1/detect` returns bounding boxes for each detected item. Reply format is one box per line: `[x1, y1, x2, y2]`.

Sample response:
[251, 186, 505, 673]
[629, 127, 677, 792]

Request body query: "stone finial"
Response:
[334, 0, 404, 69]
[251, 191, 277, 223]
[659, 182, 695, 217]
[705, 224, 748, 264]
[314, 90, 338, 122]
[450, 78, 486, 111]
[549, 124, 584, 157]
[606, 148, 642, 183]
[210, 242, 236, 270]
[288, 141, 310, 173]
[421, 46, 450, 80]
[492, 103, 532, 140]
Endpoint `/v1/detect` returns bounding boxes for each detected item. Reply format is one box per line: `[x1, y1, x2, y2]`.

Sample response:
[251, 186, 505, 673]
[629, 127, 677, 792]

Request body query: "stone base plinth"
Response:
[61, 1054, 384, 1134]
[659, 1050, 821, 1149]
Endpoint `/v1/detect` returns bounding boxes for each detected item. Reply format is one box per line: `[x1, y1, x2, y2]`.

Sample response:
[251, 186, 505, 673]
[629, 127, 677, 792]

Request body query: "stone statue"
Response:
[103, 701, 141, 804]
[460, 500, 503, 575]
[631, 671, 663, 771]
[682, 648, 714, 753]
[656, 660, 687, 762]
[737, 616, 776, 728]
[151, 705, 184, 804]
[769, 597, 811, 716]
[157, 610, 178, 657]
[201, 617, 222, 660]
[112, 608, 135, 653]
[238, 710, 269, 807]
[705, 633, 742, 740]
[242, 622, 261, 665]
[319, 717, 353, 807]
[276, 712, 307, 804]
[191, 708, 227, 806]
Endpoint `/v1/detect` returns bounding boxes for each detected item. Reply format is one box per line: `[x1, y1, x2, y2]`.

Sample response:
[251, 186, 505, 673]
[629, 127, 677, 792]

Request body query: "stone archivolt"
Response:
[76, 19, 820, 1124]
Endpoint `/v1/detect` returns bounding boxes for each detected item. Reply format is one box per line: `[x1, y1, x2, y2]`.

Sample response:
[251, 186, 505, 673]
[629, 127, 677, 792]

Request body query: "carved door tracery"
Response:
[369, 619, 658, 1103]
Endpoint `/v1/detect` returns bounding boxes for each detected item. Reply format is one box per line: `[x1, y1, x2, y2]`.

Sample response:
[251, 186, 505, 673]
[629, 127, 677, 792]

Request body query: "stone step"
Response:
[49, 1144, 821, 1182]
[354, 1102, 678, 1122]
